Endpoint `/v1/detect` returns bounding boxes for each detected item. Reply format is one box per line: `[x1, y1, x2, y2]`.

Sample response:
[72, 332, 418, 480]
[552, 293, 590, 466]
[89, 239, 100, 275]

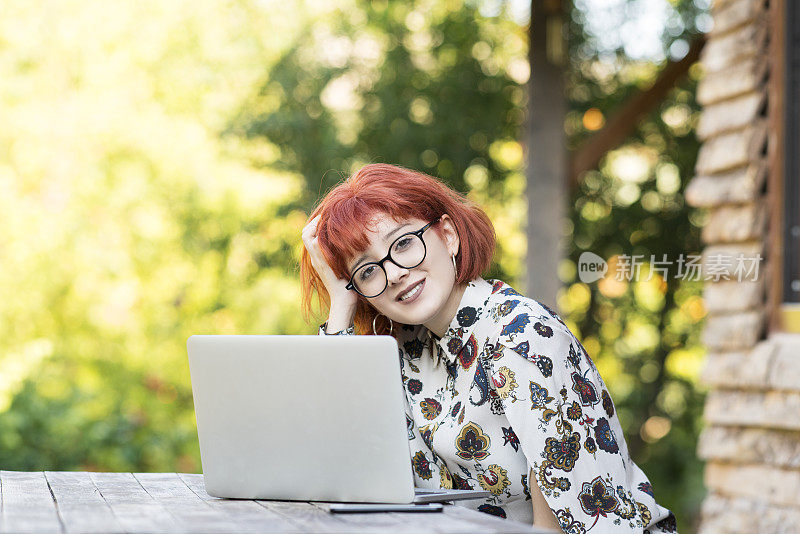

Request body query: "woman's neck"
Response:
[424, 282, 468, 338]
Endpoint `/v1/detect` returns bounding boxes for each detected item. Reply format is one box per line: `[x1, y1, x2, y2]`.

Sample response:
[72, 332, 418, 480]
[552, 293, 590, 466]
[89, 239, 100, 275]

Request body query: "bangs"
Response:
[316, 190, 436, 279]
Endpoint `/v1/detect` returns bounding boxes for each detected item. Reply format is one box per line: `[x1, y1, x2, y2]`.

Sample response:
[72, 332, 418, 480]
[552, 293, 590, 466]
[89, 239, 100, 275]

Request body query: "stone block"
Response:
[710, 0, 765, 37]
[704, 462, 800, 507]
[767, 333, 800, 392]
[704, 389, 800, 430]
[697, 426, 800, 468]
[697, 58, 766, 106]
[697, 91, 764, 141]
[701, 242, 764, 281]
[686, 161, 766, 208]
[702, 278, 764, 314]
[700, 341, 773, 388]
[702, 310, 764, 351]
[699, 492, 800, 534]
[695, 121, 767, 175]
[701, 201, 766, 244]
[701, 18, 765, 74]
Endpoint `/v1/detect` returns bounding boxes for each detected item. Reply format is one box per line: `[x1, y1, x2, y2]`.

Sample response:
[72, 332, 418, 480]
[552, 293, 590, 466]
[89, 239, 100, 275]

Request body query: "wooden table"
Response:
[3, 471, 548, 533]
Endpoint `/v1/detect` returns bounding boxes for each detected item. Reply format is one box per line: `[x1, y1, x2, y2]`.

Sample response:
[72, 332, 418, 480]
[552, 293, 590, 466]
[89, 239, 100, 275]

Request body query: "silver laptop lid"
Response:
[187, 335, 415, 503]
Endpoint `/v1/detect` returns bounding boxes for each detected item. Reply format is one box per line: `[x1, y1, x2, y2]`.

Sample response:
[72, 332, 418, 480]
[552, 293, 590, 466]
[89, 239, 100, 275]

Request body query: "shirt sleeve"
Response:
[318, 322, 355, 335]
[487, 308, 676, 533]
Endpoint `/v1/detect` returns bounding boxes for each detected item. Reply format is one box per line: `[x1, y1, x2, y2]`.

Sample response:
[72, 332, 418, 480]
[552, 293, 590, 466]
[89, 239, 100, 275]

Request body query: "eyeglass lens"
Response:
[351, 233, 426, 297]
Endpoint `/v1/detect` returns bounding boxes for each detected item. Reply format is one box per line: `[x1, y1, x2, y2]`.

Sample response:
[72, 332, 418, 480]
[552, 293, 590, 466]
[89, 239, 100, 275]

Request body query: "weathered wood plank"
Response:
[0, 472, 548, 533]
[308, 501, 541, 533]
[44, 472, 119, 534]
[135, 473, 250, 533]
[0, 471, 62, 534]
[439, 504, 552, 533]
[178, 473, 295, 533]
[257, 500, 361, 533]
[89, 472, 179, 533]
[44, 472, 123, 534]
[308, 502, 427, 533]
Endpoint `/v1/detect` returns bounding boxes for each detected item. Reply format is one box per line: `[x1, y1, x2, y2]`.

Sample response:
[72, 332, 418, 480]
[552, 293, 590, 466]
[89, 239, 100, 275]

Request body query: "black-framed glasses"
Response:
[346, 217, 441, 298]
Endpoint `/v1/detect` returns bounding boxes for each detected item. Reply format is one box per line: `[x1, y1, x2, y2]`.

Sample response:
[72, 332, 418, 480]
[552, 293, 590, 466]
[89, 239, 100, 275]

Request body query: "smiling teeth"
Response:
[400, 282, 422, 301]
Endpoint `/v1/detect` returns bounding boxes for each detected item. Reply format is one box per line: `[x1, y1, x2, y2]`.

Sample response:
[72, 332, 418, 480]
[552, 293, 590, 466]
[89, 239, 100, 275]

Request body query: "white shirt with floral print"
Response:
[325, 278, 677, 533]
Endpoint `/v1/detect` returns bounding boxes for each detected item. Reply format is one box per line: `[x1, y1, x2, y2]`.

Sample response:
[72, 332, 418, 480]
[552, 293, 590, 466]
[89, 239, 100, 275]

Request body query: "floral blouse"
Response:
[325, 278, 677, 533]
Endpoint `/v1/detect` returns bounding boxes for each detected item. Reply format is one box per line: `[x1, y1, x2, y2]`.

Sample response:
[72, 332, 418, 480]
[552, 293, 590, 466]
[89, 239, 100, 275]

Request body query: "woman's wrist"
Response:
[325, 299, 357, 334]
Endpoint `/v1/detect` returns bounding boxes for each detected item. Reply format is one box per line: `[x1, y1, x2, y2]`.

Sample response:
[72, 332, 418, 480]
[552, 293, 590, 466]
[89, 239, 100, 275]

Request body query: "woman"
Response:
[300, 163, 677, 533]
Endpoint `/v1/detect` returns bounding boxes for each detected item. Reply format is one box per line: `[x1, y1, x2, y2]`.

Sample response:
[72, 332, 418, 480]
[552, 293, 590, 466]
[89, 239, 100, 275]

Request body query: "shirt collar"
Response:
[431, 277, 494, 365]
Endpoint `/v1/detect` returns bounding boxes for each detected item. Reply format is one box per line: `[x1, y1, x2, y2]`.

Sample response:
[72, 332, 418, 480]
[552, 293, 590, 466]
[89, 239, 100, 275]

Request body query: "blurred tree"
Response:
[0, 0, 313, 472]
[562, 1, 710, 531]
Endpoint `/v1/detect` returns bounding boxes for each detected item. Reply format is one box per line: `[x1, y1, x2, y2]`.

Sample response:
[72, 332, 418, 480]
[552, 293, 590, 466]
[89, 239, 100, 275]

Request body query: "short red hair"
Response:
[300, 163, 496, 335]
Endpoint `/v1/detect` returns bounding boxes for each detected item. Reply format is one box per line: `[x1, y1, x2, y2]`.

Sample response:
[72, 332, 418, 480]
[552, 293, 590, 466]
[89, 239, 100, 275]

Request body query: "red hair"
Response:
[300, 163, 496, 335]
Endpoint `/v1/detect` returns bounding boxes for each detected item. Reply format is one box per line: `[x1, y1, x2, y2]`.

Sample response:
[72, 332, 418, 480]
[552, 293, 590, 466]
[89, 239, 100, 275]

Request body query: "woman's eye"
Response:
[394, 237, 412, 251]
[359, 265, 376, 280]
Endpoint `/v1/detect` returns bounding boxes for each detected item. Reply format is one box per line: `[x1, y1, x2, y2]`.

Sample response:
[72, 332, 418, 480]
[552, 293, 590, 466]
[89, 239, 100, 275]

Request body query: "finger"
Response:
[302, 222, 318, 243]
[305, 215, 320, 236]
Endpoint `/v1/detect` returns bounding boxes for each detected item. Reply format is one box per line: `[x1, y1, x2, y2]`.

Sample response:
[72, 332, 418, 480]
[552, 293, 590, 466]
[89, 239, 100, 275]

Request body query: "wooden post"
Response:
[527, 0, 567, 309]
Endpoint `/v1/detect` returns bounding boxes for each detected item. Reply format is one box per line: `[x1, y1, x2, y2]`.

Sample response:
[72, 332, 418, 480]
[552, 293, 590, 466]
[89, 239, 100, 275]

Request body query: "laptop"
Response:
[187, 335, 490, 504]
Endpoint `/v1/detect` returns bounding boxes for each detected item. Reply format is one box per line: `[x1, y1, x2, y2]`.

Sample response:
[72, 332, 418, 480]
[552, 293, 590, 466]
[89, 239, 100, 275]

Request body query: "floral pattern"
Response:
[412, 451, 432, 480]
[321, 278, 674, 530]
[420, 398, 442, 420]
[455, 422, 491, 461]
[544, 432, 582, 472]
[479, 464, 511, 495]
[490, 366, 517, 399]
[579, 476, 619, 529]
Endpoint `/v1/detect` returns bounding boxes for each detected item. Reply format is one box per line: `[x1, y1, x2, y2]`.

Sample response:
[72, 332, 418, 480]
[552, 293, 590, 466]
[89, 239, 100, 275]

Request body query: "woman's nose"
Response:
[384, 261, 408, 285]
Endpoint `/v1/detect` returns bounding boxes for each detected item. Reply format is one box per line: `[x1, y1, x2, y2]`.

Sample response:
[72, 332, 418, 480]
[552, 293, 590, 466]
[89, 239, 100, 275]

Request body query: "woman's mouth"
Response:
[397, 279, 425, 303]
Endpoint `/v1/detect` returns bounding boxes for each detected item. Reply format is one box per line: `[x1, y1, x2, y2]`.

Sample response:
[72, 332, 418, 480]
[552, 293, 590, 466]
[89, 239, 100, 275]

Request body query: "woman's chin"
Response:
[389, 295, 443, 327]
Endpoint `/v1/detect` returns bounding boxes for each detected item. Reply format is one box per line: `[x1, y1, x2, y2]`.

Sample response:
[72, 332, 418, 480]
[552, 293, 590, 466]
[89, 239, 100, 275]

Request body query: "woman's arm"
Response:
[302, 215, 357, 333]
[487, 305, 671, 532]
[323, 300, 357, 334]
[530, 468, 562, 531]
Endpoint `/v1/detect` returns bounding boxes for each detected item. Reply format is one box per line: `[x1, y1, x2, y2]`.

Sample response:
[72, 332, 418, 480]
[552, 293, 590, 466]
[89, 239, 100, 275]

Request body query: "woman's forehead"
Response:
[344, 213, 427, 267]
[363, 213, 425, 239]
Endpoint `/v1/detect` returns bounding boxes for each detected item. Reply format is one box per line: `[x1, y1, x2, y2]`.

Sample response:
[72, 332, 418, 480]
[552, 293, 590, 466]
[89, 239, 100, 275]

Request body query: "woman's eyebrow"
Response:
[384, 223, 412, 242]
[349, 223, 412, 272]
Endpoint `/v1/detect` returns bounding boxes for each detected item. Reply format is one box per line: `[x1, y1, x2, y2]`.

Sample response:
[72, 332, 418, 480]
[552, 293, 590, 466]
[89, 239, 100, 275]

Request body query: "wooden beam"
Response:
[569, 36, 707, 188]
[527, 0, 568, 309]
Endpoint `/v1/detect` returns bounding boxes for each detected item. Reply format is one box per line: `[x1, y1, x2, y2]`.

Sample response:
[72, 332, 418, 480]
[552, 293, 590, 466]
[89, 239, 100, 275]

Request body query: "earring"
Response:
[373, 314, 394, 336]
[451, 253, 458, 278]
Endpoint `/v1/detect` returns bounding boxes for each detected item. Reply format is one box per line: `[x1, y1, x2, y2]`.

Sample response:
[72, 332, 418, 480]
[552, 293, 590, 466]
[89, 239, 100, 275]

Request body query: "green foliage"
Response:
[233, 0, 529, 282]
[563, 4, 709, 531]
[0, 0, 313, 473]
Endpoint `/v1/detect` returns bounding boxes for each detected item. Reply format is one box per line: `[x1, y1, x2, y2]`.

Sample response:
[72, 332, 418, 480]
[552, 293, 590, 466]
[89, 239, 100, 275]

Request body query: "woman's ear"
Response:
[439, 214, 460, 257]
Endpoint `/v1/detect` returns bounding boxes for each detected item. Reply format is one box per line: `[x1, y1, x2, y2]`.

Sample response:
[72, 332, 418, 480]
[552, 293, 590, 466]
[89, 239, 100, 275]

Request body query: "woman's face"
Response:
[346, 213, 461, 329]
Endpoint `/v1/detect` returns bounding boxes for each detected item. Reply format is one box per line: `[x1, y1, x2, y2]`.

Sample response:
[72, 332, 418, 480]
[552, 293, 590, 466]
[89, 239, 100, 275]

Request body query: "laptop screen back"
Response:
[187, 335, 415, 503]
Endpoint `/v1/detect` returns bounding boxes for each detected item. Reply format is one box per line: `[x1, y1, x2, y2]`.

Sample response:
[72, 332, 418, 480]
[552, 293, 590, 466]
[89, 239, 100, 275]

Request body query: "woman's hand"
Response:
[302, 215, 358, 332]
